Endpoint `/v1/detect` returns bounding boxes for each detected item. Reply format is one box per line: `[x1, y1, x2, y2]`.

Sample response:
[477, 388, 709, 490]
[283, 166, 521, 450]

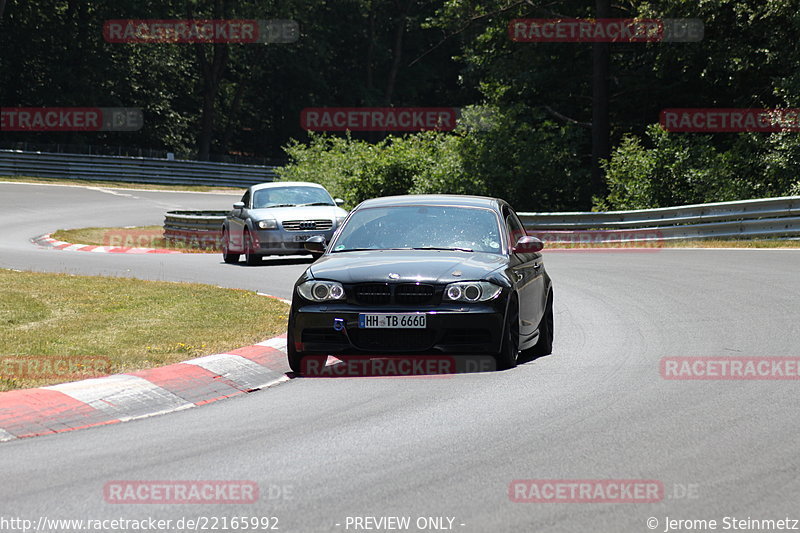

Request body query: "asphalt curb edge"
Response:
[0, 335, 291, 442]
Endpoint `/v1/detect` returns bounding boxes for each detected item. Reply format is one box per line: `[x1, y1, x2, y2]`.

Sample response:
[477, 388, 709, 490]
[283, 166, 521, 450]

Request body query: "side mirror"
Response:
[304, 235, 326, 254]
[233, 202, 245, 210]
[334, 198, 345, 207]
[513, 236, 544, 254]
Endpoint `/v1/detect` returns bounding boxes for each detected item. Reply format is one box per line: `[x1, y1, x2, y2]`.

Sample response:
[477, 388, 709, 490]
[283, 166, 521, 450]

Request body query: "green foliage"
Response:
[278, 132, 479, 208]
[429, 0, 800, 210]
[456, 105, 590, 211]
[278, 104, 591, 211]
[2, 0, 798, 208]
[598, 125, 800, 210]
[0, 0, 463, 159]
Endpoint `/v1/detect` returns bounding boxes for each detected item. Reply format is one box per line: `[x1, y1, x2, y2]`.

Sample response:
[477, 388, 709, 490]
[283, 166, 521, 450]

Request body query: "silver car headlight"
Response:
[442, 281, 502, 303]
[257, 219, 278, 230]
[297, 280, 346, 302]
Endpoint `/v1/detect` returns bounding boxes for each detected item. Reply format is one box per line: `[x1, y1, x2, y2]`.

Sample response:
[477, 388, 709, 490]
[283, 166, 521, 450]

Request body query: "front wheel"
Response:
[287, 345, 303, 374]
[494, 298, 520, 370]
[244, 230, 261, 266]
[286, 321, 327, 375]
[221, 230, 240, 264]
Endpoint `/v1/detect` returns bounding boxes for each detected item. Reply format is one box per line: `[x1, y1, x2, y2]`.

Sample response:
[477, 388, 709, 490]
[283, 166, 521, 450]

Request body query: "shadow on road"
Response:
[517, 350, 553, 366]
[224, 256, 316, 267]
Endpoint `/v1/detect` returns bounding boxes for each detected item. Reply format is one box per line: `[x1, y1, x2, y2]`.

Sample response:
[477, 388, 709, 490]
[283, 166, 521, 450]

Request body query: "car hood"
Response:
[309, 250, 507, 284]
[248, 205, 348, 221]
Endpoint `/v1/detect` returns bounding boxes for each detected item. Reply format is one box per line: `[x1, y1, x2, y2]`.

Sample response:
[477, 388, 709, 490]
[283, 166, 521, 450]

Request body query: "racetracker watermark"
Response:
[509, 18, 703, 42]
[527, 230, 664, 251]
[661, 357, 800, 380]
[660, 108, 800, 132]
[0, 107, 142, 132]
[103, 19, 299, 44]
[103, 481, 260, 504]
[300, 107, 457, 132]
[1, 516, 280, 532]
[509, 479, 664, 503]
[102, 228, 221, 251]
[301, 355, 496, 377]
[0, 356, 110, 380]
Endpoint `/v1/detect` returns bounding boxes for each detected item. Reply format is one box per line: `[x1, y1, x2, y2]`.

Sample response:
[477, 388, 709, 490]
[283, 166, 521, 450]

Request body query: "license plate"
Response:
[359, 313, 427, 329]
[293, 234, 324, 242]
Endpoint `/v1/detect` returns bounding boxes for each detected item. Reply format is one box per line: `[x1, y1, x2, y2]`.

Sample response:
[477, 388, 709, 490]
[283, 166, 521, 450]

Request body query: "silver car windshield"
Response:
[252, 186, 334, 208]
[331, 205, 502, 254]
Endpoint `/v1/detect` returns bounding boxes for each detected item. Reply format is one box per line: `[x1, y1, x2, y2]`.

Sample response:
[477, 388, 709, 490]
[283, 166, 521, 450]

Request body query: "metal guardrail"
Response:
[164, 211, 227, 230]
[0, 150, 277, 187]
[7, 148, 795, 241]
[163, 211, 227, 248]
[163, 197, 800, 249]
[518, 196, 800, 241]
[0, 141, 280, 165]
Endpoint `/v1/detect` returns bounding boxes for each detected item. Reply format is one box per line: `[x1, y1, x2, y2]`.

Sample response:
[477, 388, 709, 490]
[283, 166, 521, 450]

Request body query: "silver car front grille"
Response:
[282, 219, 333, 231]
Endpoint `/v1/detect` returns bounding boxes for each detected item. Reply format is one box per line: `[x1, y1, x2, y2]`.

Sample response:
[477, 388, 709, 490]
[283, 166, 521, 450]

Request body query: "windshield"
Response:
[331, 205, 502, 253]
[251, 186, 334, 208]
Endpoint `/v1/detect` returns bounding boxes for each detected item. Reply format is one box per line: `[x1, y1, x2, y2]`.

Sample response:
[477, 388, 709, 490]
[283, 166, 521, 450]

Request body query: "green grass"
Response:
[0, 269, 288, 391]
[0, 175, 244, 193]
[52, 226, 218, 253]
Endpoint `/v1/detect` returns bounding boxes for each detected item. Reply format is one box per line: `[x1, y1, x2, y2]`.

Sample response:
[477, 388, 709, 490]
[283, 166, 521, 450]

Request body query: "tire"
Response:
[528, 290, 554, 357]
[286, 325, 327, 375]
[244, 229, 261, 265]
[494, 296, 520, 370]
[221, 229, 240, 264]
[287, 324, 303, 373]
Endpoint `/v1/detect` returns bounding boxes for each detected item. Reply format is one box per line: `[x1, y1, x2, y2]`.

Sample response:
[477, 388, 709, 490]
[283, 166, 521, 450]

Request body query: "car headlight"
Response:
[442, 281, 502, 303]
[257, 219, 277, 230]
[297, 280, 346, 302]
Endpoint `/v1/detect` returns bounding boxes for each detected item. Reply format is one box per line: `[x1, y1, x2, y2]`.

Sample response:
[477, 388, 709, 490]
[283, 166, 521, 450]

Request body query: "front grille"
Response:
[396, 283, 435, 304]
[350, 329, 435, 351]
[282, 219, 333, 232]
[353, 283, 435, 305]
[354, 283, 392, 304]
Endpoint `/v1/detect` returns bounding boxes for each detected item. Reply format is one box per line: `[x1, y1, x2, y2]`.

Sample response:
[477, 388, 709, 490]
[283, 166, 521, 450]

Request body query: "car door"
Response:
[229, 190, 250, 251]
[504, 206, 545, 340]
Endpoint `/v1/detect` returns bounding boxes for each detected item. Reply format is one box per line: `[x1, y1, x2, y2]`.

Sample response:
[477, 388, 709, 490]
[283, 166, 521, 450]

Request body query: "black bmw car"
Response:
[286, 194, 554, 374]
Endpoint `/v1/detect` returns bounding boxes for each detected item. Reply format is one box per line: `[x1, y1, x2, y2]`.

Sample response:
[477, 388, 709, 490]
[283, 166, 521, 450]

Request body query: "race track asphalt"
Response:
[0, 182, 308, 299]
[1, 181, 799, 533]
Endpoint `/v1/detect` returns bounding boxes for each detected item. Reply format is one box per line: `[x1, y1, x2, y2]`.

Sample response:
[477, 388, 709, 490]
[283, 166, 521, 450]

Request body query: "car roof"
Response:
[250, 181, 327, 192]
[356, 194, 503, 210]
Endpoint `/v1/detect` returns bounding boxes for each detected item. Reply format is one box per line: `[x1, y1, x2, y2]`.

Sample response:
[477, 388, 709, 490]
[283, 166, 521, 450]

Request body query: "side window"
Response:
[241, 191, 250, 208]
[504, 208, 526, 248]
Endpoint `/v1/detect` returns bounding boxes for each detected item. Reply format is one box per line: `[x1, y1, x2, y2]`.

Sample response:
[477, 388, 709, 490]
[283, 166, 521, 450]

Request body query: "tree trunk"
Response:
[194, 0, 229, 161]
[196, 43, 229, 161]
[384, 0, 413, 106]
[366, 0, 376, 99]
[220, 81, 246, 152]
[591, 0, 611, 196]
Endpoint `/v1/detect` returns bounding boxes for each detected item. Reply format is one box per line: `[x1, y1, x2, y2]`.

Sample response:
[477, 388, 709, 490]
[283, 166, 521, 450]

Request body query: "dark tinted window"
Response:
[505, 208, 526, 247]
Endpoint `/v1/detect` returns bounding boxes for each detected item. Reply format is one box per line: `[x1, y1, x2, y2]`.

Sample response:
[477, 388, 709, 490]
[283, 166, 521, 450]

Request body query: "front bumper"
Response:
[253, 229, 335, 254]
[291, 303, 505, 355]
